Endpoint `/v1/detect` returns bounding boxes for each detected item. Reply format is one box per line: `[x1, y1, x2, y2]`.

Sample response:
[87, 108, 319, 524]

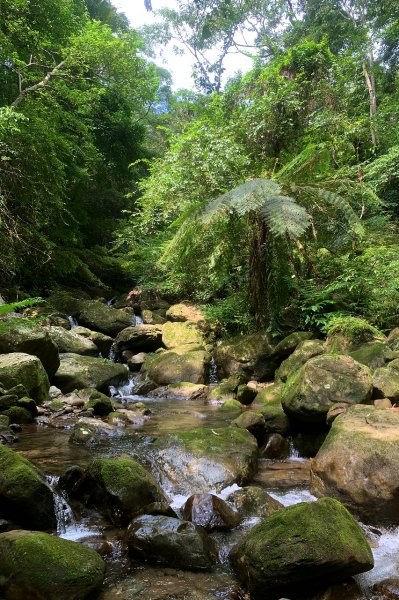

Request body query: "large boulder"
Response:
[182, 493, 241, 531]
[0, 445, 56, 530]
[53, 353, 127, 393]
[281, 354, 373, 424]
[162, 321, 205, 349]
[115, 324, 163, 354]
[81, 457, 168, 526]
[0, 323, 59, 377]
[272, 331, 313, 358]
[166, 303, 204, 324]
[275, 339, 325, 383]
[230, 497, 373, 599]
[126, 515, 217, 571]
[72, 326, 113, 357]
[349, 341, 391, 371]
[143, 349, 210, 385]
[45, 326, 98, 356]
[0, 530, 105, 600]
[78, 301, 133, 336]
[0, 353, 49, 403]
[311, 405, 399, 523]
[214, 332, 274, 379]
[151, 427, 258, 495]
[373, 359, 399, 401]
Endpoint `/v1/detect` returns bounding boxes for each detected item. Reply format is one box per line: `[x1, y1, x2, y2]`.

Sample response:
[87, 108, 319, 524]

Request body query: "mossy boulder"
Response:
[373, 360, 399, 401]
[255, 383, 283, 404]
[166, 303, 205, 324]
[214, 332, 274, 379]
[143, 349, 210, 385]
[275, 339, 325, 383]
[3, 406, 33, 424]
[69, 417, 119, 446]
[272, 331, 314, 358]
[72, 326, 113, 356]
[0, 529, 105, 600]
[0, 394, 18, 411]
[81, 457, 167, 526]
[53, 353, 127, 393]
[227, 486, 283, 519]
[311, 405, 399, 523]
[162, 321, 205, 349]
[0, 445, 56, 530]
[236, 384, 257, 405]
[231, 411, 266, 443]
[0, 323, 60, 377]
[80, 389, 114, 416]
[0, 353, 49, 403]
[207, 373, 246, 402]
[349, 341, 390, 371]
[230, 497, 373, 599]
[281, 354, 373, 425]
[115, 324, 163, 353]
[257, 399, 291, 435]
[151, 427, 258, 495]
[45, 326, 98, 356]
[78, 300, 133, 336]
[126, 515, 217, 571]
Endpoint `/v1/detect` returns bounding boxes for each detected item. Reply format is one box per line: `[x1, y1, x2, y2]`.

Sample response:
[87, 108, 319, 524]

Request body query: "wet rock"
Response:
[53, 353, 127, 393]
[80, 389, 114, 416]
[257, 400, 291, 435]
[58, 465, 85, 497]
[231, 411, 266, 443]
[227, 486, 283, 518]
[311, 405, 399, 523]
[0, 530, 105, 600]
[126, 351, 147, 371]
[305, 579, 365, 600]
[152, 382, 208, 401]
[0, 422, 17, 445]
[115, 324, 163, 353]
[81, 456, 168, 526]
[261, 433, 290, 459]
[166, 303, 205, 324]
[253, 459, 310, 489]
[236, 384, 257, 405]
[143, 349, 210, 385]
[275, 339, 325, 383]
[214, 332, 274, 379]
[126, 515, 217, 571]
[69, 417, 120, 445]
[72, 326, 113, 356]
[182, 493, 241, 531]
[162, 321, 205, 349]
[78, 300, 133, 336]
[151, 427, 258, 495]
[281, 354, 373, 425]
[45, 325, 98, 356]
[3, 406, 33, 424]
[0, 323, 60, 377]
[230, 497, 373, 600]
[207, 374, 246, 402]
[0, 445, 56, 530]
[372, 578, 399, 599]
[0, 353, 50, 403]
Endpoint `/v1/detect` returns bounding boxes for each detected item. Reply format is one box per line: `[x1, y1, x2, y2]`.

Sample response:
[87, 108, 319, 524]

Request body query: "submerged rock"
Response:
[0, 445, 56, 530]
[151, 427, 258, 494]
[311, 405, 399, 523]
[151, 382, 208, 401]
[53, 353, 127, 393]
[0, 529, 105, 600]
[126, 515, 217, 571]
[230, 497, 373, 599]
[0, 353, 49, 403]
[182, 493, 241, 531]
[227, 486, 283, 518]
[69, 417, 120, 445]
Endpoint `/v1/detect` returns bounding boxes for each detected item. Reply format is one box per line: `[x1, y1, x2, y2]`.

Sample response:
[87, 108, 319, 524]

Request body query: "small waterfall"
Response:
[47, 475, 76, 535]
[67, 315, 78, 329]
[208, 357, 219, 384]
[108, 343, 117, 361]
[135, 314, 144, 325]
[107, 296, 118, 307]
[109, 374, 139, 399]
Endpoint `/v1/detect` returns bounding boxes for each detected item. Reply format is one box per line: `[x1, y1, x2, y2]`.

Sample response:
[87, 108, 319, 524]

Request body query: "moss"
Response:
[349, 342, 388, 370]
[0, 414, 10, 427]
[220, 399, 242, 411]
[256, 383, 283, 404]
[84, 394, 113, 416]
[162, 321, 205, 349]
[3, 406, 33, 423]
[0, 394, 18, 411]
[325, 316, 384, 346]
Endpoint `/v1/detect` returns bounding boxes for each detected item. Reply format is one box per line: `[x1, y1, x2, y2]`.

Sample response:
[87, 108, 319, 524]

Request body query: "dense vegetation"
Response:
[2, 0, 399, 336]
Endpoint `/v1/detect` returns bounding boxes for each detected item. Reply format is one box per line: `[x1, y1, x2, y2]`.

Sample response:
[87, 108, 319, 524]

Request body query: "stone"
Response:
[78, 300, 133, 336]
[0, 323, 60, 377]
[115, 324, 163, 353]
[126, 351, 147, 371]
[151, 427, 258, 495]
[255, 382, 283, 404]
[0, 530, 105, 600]
[236, 384, 257, 405]
[230, 497, 373, 599]
[143, 349, 210, 385]
[182, 493, 241, 531]
[152, 382, 208, 401]
[227, 486, 283, 518]
[231, 411, 266, 443]
[275, 339, 325, 383]
[257, 400, 291, 435]
[261, 433, 290, 459]
[0, 445, 56, 530]
[311, 405, 399, 523]
[349, 341, 389, 370]
[126, 515, 217, 571]
[0, 353, 49, 403]
[272, 331, 314, 358]
[214, 332, 274, 379]
[166, 303, 205, 323]
[81, 457, 167, 526]
[162, 321, 205, 349]
[53, 353, 127, 393]
[69, 417, 120, 446]
[72, 326, 113, 356]
[326, 402, 349, 426]
[373, 362, 399, 401]
[45, 325, 98, 356]
[281, 354, 373, 425]
[3, 406, 33, 424]
[141, 309, 166, 325]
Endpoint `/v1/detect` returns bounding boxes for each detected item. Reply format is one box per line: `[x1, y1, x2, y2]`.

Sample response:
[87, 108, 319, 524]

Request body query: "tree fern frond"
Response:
[260, 195, 311, 238]
[276, 143, 330, 183]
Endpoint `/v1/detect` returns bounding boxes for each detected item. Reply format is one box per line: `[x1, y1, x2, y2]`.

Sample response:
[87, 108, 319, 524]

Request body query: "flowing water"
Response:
[13, 379, 399, 599]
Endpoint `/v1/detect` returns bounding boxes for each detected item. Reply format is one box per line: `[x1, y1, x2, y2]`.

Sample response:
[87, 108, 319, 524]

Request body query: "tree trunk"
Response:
[248, 212, 270, 327]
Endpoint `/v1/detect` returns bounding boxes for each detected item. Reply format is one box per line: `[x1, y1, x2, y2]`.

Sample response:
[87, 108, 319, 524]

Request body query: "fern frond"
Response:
[0, 297, 44, 316]
[260, 195, 311, 238]
[276, 143, 331, 183]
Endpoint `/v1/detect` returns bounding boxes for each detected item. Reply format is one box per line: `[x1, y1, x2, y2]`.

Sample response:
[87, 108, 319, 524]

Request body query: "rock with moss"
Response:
[3, 406, 33, 424]
[45, 325, 99, 356]
[0, 353, 50, 403]
[255, 383, 283, 404]
[81, 457, 167, 526]
[0, 416, 17, 445]
[231, 411, 266, 443]
[126, 515, 217, 571]
[0, 394, 18, 411]
[0, 445, 56, 529]
[207, 373, 246, 402]
[349, 341, 390, 371]
[166, 303, 205, 324]
[257, 399, 291, 435]
[220, 399, 242, 412]
[115, 324, 163, 354]
[162, 321, 205, 350]
[325, 316, 385, 354]
[78, 300, 133, 337]
[151, 427, 258, 495]
[230, 497, 373, 599]
[47, 290, 89, 316]
[143, 349, 210, 385]
[72, 326, 113, 356]
[152, 382, 208, 401]
[0, 529, 105, 600]
[79, 389, 114, 416]
[275, 340, 325, 383]
[236, 384, 257, 405]
[311, 405, 399, 523]
[373, 360, 399, 401]
[227, 486, 283, 518]
[69, 417, 120, 446]
[281, 354, 373, 425]
[272, 331, 314, 358]
[214, 332, 274, 379]
[53, 353, 127, 393]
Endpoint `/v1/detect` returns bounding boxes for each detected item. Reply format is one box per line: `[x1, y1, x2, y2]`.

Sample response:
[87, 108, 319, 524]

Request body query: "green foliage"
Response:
[0, 297, 44, 317]
[324, 316, 383, 345]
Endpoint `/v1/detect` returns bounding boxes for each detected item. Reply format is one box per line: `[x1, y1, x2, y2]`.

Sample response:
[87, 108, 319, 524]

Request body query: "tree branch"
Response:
[11, 59, 67, 109]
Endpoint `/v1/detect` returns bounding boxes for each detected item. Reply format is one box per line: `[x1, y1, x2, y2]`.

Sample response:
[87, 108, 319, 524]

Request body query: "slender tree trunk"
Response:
[248, 212, 270, 327]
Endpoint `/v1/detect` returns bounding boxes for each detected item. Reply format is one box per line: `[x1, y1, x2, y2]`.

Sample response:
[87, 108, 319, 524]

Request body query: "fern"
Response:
[0, 297, 44, 317]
